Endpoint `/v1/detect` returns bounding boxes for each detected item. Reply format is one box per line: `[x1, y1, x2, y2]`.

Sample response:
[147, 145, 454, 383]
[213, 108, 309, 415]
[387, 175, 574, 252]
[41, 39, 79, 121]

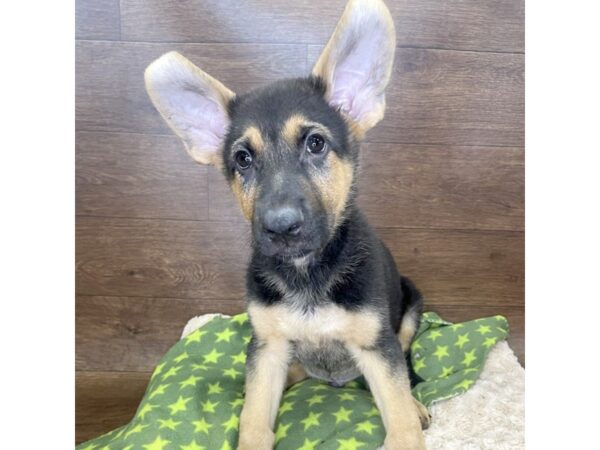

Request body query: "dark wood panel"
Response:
[120, 0, 523, 53]
[76, 217, 250, 299]
[75, 0, 120, 40]
[210, 143, 524, 231]
[76, 296, 244, 372]
[76, 41, 307, 133]
[379, 228, 524, 307]
[76, 371, 150, 444]
[77, 216, 522, 306]
[77, 42, 523, 148]
[310, 47, 524, 147]
[426, 303, 524, 365]
[76, 131, 208, 220]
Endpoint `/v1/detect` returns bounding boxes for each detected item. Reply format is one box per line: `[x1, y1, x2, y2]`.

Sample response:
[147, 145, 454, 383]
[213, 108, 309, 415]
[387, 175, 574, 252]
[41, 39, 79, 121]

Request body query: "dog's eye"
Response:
[234, 149, 253, 170]
[306, 133, 326, 154]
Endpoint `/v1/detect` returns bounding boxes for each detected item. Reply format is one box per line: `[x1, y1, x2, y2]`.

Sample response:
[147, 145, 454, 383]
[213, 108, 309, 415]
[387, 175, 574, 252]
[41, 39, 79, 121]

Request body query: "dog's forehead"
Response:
[227, 77, 345, 146]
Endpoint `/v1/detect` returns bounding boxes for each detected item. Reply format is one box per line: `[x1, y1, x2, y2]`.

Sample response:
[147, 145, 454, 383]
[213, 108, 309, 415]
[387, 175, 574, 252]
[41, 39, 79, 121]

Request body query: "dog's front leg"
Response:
[349, 333, 426, 450]
[238, 334, 290, 450]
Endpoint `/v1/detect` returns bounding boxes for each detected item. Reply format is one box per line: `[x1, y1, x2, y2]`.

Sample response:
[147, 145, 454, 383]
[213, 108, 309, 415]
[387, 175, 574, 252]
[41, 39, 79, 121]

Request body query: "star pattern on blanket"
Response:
[77, 312, 509, 450]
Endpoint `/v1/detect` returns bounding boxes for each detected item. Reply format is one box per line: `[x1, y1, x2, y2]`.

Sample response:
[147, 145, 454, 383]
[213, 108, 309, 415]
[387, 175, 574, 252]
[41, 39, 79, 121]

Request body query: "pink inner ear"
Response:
[176, 89, 229, 154]
[328, 29, 388, 124]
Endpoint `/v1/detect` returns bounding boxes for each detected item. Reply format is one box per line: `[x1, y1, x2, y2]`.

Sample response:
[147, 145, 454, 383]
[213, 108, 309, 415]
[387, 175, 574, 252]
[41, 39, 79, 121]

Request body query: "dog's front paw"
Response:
[237, 427, 275, 450]
[413, 398, 432, 430]
[381, 430, 427, 450]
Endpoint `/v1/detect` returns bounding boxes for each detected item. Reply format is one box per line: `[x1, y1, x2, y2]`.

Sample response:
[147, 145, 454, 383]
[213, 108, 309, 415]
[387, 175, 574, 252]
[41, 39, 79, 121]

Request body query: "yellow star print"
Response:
[216, 328, 236, 342]
[483, 337, 497, 348]
[124, 423, 148, 438]
[441, 366, 455, 377]
[181, 440, 204, 450]
[309, 383, 329, 391]
[222, 413, 240, 432]
[455, 333, 470, 349]
[476, 324, 492, 335]
[355, 420, 378, 435]
[137, 403, 157, 420]
[230, 397, 245, 408]
[201, 399, 219, 413]
[275, 422, 292, 443]
[278, 400, 294, 416]
[204, 348, 224, 364]
[208, 382, 224, 394]
[157, 418, 181, 430]
[162, 365, 181, 380]
[301, 411, 322, 430]
[414, 358, 427, 371]
[173, 351, 189, 363]
[151, 362, 166, 379]
[364, 406, 380, 418]
[142, 436, 170, 450]
[149, 384, 169, 399]
[433, 345, 450, 360]
[455, 379, 475, 391]
[168, 396, 192, 414]
[192, 417, 213, 434]
[338, 392, 357, 401]
[179, 375, 202, 388]
[223, 367, 241, 379]
[426, 330, 443, 341]
[307, 394, 326, 406]
[298, 438, 321, 450]
[185, 329, 207, 344]
[337, 437, 365, 450]
[231, 351, 247, 365]
[220, 441, 232, 450]
[332, 406, 353, 424]
[231, 313, 248, 325]
[462, 349, 477, 367]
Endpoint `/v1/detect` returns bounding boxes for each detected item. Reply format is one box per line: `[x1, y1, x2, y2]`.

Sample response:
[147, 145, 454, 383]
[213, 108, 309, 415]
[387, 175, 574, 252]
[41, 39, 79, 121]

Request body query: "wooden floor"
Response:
[75, 0, 524, 444]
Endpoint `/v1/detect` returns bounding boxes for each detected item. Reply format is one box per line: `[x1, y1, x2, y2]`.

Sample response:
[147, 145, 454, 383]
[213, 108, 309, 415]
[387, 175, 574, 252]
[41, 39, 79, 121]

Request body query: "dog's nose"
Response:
[263, 207, 304, 238]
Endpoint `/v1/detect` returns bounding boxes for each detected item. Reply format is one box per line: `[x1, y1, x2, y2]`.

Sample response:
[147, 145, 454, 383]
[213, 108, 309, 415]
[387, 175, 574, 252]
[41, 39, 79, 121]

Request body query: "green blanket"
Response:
[78, 312, 508, 450]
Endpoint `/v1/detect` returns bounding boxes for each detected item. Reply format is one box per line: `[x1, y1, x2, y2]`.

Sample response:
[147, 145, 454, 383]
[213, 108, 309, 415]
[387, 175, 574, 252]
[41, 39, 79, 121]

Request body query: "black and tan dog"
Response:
[145, 0, 429, 448]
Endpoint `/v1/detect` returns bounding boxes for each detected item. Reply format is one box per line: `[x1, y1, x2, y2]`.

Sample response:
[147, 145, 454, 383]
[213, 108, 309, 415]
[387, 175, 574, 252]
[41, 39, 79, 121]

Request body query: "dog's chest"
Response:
[248, 298, 381, 383]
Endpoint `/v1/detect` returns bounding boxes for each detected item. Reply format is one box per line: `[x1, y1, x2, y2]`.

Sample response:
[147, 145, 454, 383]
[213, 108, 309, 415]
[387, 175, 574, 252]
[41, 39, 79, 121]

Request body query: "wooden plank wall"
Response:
[75, 0, 524, 443]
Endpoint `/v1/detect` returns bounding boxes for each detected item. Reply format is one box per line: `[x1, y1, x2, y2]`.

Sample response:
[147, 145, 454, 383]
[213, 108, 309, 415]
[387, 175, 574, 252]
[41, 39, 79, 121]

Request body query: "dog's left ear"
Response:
[312, 0, 396, 134]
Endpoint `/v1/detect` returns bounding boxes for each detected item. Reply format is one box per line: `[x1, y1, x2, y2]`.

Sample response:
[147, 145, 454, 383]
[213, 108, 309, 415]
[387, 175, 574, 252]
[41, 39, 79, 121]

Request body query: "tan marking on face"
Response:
[311, 151, 354, 229]
[242, 126, 265, 154]
[348, 346, 426, 448]
[239, 338, 289, 448]
[230, 173, 257, 221]
[247, 302, 380, 348]
[281, 114, 308, 147]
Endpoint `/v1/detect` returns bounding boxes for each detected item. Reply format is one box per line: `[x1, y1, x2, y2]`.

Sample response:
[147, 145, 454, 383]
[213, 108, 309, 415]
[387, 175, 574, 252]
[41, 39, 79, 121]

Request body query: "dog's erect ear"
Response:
[145, 52, 235, 166]
[312, 0, 396, 134]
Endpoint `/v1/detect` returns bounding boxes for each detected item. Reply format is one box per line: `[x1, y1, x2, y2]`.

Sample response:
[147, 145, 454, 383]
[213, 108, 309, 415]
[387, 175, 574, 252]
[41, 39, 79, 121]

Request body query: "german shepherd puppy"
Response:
[145, 0, 429, 448]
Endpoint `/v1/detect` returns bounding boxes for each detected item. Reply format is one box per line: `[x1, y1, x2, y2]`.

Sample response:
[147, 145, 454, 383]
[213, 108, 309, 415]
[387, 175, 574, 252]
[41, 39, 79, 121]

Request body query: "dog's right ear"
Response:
[144, 52, 235, 166]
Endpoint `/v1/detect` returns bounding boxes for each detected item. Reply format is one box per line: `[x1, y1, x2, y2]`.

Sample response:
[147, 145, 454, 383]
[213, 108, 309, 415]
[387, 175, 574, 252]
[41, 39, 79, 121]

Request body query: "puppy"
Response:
[145, 0, 429, 448]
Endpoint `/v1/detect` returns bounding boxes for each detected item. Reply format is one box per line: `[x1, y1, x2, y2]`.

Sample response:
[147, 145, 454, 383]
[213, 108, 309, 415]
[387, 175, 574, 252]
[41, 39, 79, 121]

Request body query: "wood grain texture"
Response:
[120, 0, 524, 53]
[77, 217, 522, 306]
[379, 228, 524, 307]
[75, 0, 120, 40]
[77, 41, 523, 148]
[76, 131, 208, 220]
[308, 46, 525, 147]
[209, 143, 524, 231]
[76, 41, 307, 134]
[76, 371, 150, 444]
[76, 217, 250, 299]
[76, 295, 244, 372]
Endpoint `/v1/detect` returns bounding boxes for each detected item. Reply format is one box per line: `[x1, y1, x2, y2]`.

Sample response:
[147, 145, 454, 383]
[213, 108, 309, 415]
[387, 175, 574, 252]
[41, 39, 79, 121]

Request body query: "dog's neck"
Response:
[248, 204, 372, 304]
